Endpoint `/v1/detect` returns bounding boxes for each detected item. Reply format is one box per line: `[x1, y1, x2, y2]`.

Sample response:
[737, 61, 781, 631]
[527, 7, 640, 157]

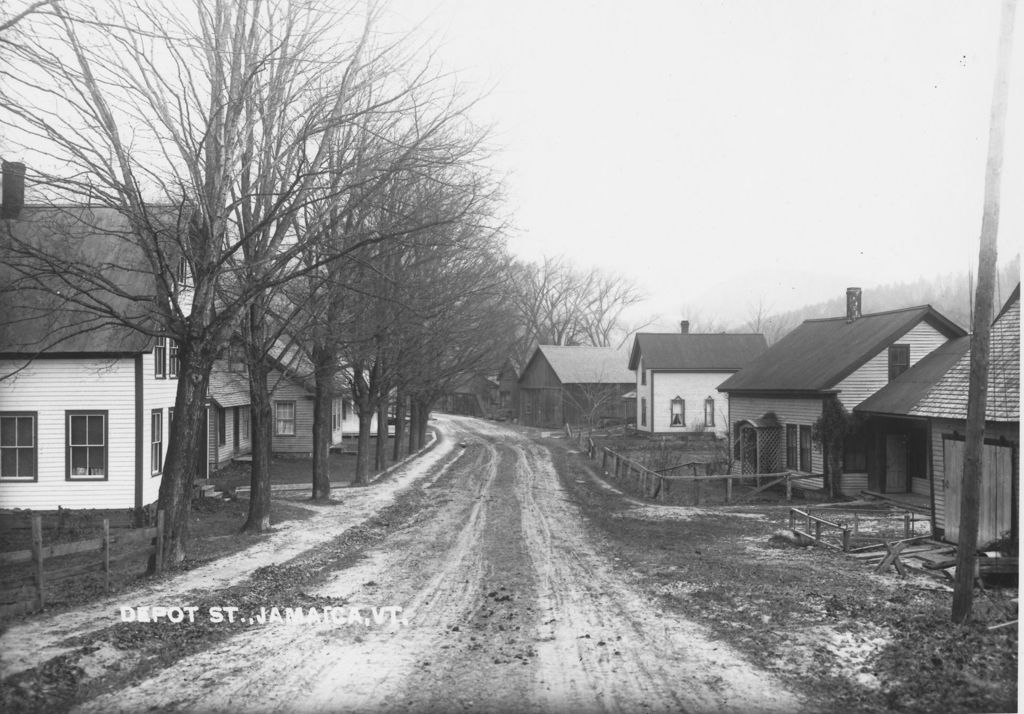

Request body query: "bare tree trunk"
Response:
[416, 397, 431, 449]
[353, 409, 374, 485]
[392, 389, 406, 462]
[154, 341, 216, 568]
[375, 399, 388, 471]
[243, 303, 273, 533]
[952, 0, 1015, 624]
[310, 345, 336, 500]
[407, 399, 422, 455]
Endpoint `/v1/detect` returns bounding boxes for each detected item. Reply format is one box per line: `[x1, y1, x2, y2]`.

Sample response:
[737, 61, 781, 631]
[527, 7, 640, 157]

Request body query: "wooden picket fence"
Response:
[0, 511, 164, 619]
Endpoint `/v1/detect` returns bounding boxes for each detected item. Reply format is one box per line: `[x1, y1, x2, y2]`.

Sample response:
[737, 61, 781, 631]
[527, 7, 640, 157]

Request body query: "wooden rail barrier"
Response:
[789, 507, 851, 552]
[0, 511, 164, 618]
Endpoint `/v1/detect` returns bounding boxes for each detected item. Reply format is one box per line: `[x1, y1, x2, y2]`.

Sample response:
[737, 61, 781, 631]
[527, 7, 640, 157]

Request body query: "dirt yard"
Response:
[0, 416, 1016, 713]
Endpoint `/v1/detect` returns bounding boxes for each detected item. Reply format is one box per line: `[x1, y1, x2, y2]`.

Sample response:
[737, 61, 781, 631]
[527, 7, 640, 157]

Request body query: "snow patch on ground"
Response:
[791, 623, 892, 691]
[0, 421, 457, 679]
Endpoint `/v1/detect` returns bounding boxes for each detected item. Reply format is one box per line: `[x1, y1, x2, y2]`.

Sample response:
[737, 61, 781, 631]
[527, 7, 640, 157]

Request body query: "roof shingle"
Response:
[718, 305, 966, 393]
[628, 332, 767, 371]
[535, 345, 633, 384]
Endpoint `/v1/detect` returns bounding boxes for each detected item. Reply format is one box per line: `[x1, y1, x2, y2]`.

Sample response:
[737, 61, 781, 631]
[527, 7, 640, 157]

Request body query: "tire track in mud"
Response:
[516, 438, 802, 713]
[73, 418, 507, 713]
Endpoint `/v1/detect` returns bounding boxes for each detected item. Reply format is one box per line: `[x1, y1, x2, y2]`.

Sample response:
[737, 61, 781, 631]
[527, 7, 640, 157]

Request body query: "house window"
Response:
[239, 406, 250, 441]
[275, 401, 296, 436]
[640, 397, 647, 426]
[0, 413, 36, 480]
[169, 339, 180, 378]
[175, 256, 189, 288]
[151, 410, 163, 475]
[888, 344, 910, 381]
[217, 406, 226, 446]
[786, 424, 798, 469]
[670, 397, 685, 427]
[342, 400, 349, 421]
[799, 424, 812, 472]
[154, 336, 167, 378]
[67, 411, 107, 479]
[704, 397, 715, 427]
[844, 434, 867, 472]
[641, 370, 646, 386]
[332, 398, 343, 431]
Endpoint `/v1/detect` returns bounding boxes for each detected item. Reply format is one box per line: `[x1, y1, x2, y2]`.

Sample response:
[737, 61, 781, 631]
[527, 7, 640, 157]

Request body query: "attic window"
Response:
[888, 344, 910, 381]
[670, 397, 685, 427]
[704, 397, 715, 427]
[175, 256, 189, 288]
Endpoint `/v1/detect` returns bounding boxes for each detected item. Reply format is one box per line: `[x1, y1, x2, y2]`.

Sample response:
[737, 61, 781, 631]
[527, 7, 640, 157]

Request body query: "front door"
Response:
[885, 434, 908, 493]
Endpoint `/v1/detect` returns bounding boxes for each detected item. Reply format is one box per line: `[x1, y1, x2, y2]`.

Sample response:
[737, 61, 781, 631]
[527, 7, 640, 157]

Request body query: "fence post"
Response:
[155, 510, 165, 575]
[694, 475, 700, 506]
[726, 476, 732, 503]
[789, 509, 795, 530]
[904, 512, 910, 539]
[31, 515, 44, 611]
[814, 519, 822, 544]
[842, 528, 851, 552]
[103, 519, 110, 592]
[785, 474, 792, 501]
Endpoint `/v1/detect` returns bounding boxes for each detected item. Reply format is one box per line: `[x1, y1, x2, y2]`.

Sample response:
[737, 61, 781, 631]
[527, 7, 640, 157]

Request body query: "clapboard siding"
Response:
[646, 371, 732, 436]
[142, 348, 179, 503]
[0, 357, 137, 510]
[269, 371, 314, 454]
[728, 395, 825, 474]
[931, 417, 1018, 535]
[836, 321, 948, 408]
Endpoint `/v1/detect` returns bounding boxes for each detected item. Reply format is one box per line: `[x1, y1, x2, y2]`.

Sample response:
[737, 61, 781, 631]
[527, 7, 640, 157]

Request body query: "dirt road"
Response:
[74, 416, 802, 713]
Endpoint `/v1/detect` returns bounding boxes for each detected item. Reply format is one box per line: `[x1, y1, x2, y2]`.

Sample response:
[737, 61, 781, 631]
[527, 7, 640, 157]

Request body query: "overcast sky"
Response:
[386, 0, 1023, 329]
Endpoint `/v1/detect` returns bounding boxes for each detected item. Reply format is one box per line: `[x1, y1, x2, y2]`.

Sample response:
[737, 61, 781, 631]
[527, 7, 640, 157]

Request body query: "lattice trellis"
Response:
[740, 425, 782, 474]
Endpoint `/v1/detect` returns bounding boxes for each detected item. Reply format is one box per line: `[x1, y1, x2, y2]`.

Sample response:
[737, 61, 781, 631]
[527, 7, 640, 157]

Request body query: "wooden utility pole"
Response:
[952, 0, 1016, 624]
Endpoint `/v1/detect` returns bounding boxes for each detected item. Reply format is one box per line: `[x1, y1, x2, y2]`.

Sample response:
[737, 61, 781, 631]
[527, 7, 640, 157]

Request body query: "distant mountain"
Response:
[736, 255, 1019, 342]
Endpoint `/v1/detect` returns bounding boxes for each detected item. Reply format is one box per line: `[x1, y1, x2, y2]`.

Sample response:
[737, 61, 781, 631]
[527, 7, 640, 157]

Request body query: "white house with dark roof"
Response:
[856, 285, 1019, 544]
[0, 163, 182, 510]
[628, 322, 767, 437]
[718, 288, 967, 493]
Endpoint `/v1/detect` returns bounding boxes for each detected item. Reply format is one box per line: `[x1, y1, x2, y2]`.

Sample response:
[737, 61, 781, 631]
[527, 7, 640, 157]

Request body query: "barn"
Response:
[517, 345, 634, 428]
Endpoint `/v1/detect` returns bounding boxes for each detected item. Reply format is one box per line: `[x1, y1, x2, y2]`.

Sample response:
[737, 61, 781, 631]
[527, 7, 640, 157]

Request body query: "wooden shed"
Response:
[517, 345, 634, 428]
[856, 285, 1019, 546]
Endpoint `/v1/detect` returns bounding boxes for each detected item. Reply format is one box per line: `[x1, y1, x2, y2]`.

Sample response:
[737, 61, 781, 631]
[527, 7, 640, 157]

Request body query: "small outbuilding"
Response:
[517, 345, 634, 428]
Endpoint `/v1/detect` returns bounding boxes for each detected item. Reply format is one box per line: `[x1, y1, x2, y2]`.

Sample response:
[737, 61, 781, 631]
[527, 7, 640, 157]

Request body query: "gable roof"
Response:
[1, 206, 173, 356]
[718, 305, 966, 393]
[856, 286, 1019, 422]
[528, 345, 634, 385]
[628, 332, 767, 371]
[208, 361, 252, 409]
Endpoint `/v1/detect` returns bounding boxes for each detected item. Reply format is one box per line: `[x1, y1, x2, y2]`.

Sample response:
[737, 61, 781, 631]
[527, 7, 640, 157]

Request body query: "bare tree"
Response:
[507, 257, 645, 357]
[0, 0, 421, 560]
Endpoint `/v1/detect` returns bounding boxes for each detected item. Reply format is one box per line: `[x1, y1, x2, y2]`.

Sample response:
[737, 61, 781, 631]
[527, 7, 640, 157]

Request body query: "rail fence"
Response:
[565, 423, 803, 506]
[0, 511, 164, 619]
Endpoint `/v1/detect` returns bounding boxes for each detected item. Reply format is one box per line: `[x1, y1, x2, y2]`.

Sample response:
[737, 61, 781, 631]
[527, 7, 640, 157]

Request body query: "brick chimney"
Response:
[2, 161, 25, 219]
[846, 287, 862, 322]
[680, 320, 690, 334]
